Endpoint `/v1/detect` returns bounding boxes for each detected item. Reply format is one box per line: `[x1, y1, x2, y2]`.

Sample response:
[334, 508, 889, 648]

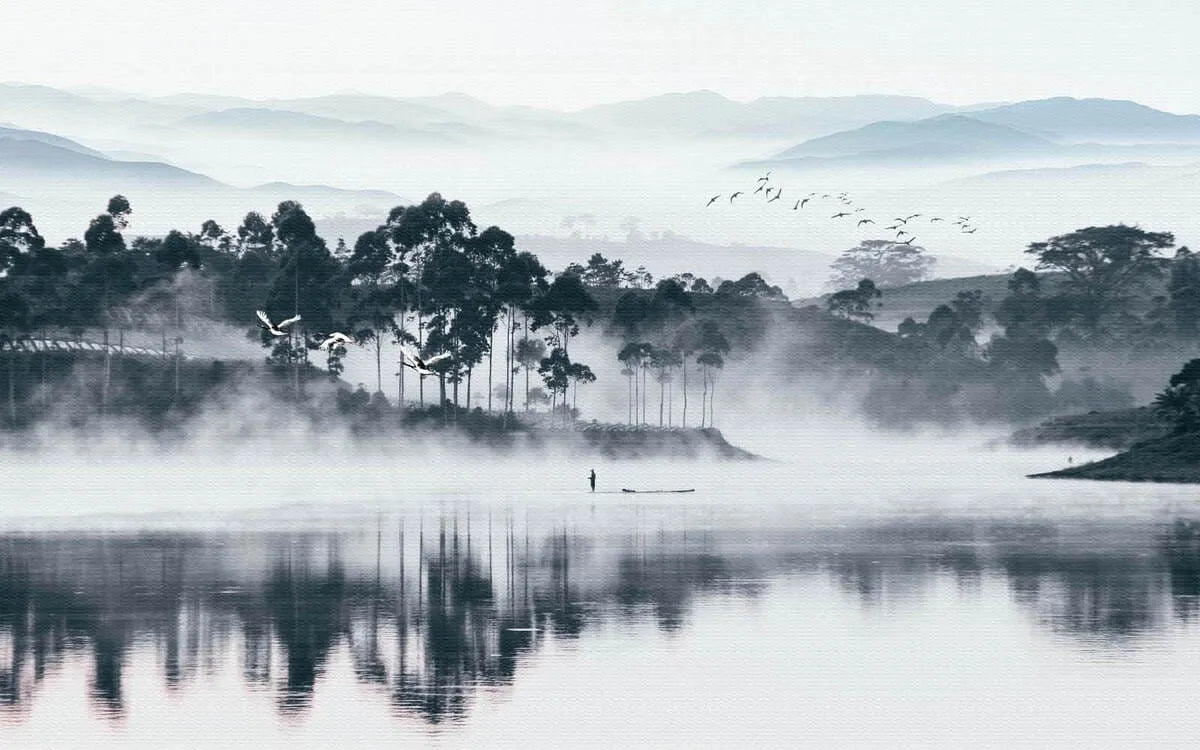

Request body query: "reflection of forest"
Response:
[1, 515, 1199, 721]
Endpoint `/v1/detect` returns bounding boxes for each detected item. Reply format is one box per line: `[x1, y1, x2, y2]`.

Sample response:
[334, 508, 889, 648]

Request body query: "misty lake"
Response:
[3, 432, 1200, 747]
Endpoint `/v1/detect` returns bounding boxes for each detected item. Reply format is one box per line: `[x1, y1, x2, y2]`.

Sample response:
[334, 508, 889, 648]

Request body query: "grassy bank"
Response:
[1031, 432, 1200, 483]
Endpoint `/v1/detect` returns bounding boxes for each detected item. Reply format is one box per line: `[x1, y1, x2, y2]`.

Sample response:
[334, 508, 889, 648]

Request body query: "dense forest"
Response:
[1, 193, 1195, 436]
[0, 194, 774, 435]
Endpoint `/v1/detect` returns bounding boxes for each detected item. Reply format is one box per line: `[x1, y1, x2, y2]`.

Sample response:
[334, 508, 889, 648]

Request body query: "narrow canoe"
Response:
[620, 488, 695, 494]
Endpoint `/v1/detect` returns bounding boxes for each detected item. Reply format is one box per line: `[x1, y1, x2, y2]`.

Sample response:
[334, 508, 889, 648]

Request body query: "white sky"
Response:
[2, 0, 1198, 111]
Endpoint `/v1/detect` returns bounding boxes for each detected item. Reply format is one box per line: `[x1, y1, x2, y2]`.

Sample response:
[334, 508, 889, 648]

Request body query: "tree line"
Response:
[0, 194, 612, 425]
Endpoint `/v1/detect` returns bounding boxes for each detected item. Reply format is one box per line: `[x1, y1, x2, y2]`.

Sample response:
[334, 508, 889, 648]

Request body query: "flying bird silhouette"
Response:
[317, 332, 354, 351]
[962, 227, 978, 234]
[256, 310, 301, 337]
[832, 212, 851, 219]
[929, 217, 944, 222]
[401, 346, 452, 377]
[729, 192, 743, 203]
[767, 194, 781, 203]
[793, 200, 802, 210]
[857, 219, 875, 227]
[902, 237, 917, 245]
[906, 214, 922, 220]
[764, 187, 775, 198]
[757, 171, 772, 183]
[754, 183, 766, 195]
[706, 195, 720, 207]
[800, 198, 810, 208]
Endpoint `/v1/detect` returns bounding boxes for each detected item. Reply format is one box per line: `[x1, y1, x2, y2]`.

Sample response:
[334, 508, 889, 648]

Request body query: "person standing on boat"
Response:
[589, 469, 596, 492]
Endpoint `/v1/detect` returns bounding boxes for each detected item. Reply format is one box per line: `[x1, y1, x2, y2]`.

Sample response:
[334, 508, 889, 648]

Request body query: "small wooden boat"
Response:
[621, 488, 695, 494]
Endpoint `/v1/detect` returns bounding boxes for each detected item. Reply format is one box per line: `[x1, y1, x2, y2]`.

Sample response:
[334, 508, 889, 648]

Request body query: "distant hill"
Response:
[967, 97, 1200, 144]
[773, 115, 1057, 161]
[0, 124, 107, 158]
[0, 138, 220, 188]
[0, 83, 194, 132]
[570, 90, 955, 139]
[247, 181, 404, 205]
[177, 108, 452, 142]
[750, 98, 1200, 169]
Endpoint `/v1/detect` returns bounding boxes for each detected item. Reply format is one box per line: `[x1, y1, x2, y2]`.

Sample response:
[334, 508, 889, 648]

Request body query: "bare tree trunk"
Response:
[398, 312, 406, 408]
[8, 351, 15, 427]
[681, 356, 688, 428]
[668, 369, 673, 428]
[487, 325, 494, 412]
[709, 375, 715, 428]
[375, 335, 382, 393]
[658, 370, 664, 427]
[102, 328, 110, 416]
[700, 367, 708, 429]
[634, 364, 639, 425]
[439, 374, 447, 423]
[628, 372, 633, 425]
[641, 363, 647, 426]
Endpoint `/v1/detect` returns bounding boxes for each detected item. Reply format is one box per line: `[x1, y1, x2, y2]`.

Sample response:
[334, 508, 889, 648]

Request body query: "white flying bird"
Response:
[256, 310, 301, 337]
[317, 332, 354, 351]
[400, 346, 452, 377]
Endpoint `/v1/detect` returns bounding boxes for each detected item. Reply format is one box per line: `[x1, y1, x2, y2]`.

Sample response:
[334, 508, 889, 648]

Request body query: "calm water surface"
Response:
[2, 438, 1200, 747]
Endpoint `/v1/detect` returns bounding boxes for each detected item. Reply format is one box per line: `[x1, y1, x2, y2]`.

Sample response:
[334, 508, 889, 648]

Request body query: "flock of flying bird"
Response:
[255, 309, 449, 376]
[706, 170, 978, 244]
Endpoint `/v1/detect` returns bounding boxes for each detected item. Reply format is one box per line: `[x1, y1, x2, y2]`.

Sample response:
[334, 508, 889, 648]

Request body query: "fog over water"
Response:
[3, 426, 1200, 746]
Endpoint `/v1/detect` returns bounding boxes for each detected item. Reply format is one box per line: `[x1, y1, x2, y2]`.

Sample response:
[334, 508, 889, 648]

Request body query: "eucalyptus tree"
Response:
[515, 336, 546, 412]
[567, 360, 596, 415]
[530, 272, 596, 358]
[347, 228, 400, 394]
[672, 322, 701, 427]
[468, 226, 519, 413]
[106, 195, 132, 231]
[0, 207, 44, 276]
[0, 208, 39, 422]
[496, 252, 549, 416]
[537, 347, 572, 423]
[617, 342, 643, 424]
[696, 321, 730, 428]
[83, 203, 133, 413]
[264, 201, 344, 398]
[385, 193, 477, 408]
[649, 345, 681, 427]
[237, 211, 275, 256]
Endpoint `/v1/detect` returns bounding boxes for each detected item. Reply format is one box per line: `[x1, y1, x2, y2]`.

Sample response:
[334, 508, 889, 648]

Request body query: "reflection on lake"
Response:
[3, 502, 1200, 745]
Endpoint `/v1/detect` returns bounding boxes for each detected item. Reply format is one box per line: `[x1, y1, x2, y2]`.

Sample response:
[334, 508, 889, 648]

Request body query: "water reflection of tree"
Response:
[0, 521, 767, 724]
[4, 515, 1200, 724]
[820, 518, 1200, 642]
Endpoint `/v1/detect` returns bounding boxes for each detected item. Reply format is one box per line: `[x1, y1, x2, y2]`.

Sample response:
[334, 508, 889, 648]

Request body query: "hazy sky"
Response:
[3, 0, 1198, 112]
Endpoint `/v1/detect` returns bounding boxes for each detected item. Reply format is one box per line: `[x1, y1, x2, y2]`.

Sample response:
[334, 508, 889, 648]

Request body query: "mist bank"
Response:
[0, 349, 758, 464]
